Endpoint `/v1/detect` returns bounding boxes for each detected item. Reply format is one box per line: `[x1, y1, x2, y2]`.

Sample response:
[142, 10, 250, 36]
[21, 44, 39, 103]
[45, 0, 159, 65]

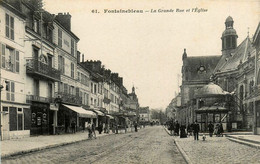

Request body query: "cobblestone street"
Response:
[175, 135, 260, 164]
[2, 126, 186, 164]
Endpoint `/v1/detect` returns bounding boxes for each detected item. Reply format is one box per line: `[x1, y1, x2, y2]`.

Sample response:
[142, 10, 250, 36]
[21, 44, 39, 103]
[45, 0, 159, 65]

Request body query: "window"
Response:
[94, 84, 97, 94]
[6, 81, 15, 101]
[86, 94, 89, 105]
[70, 86, 75, 95]
[91, 97, 93, 105]
[77, 72, 80, 81]
[91, 83, 93, 93]
[76, 87, 79, 97]
[15, 51, 19, 72]
[34, 79, 39, 96]
[71, 63, 74, 78]
[46, 27, 53, 42]
[71, 39, 75, 56]
[1, 46, 19, 73]
[58, 29, 62, 47]
[64, 84, 68, 94]
[5, 13, 14, 40]
[249, 80, 254, 95]
[58, 82, 63, 93]
[58, 55, 65, 74]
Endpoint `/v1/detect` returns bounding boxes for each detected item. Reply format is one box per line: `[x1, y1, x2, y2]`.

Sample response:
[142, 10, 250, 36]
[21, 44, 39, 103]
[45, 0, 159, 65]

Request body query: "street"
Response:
[2, 126, 186, 164]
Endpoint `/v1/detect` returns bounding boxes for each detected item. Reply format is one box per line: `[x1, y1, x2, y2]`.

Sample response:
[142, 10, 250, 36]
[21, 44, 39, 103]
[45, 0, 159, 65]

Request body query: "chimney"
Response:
[77, 51, 80, 63]
[82, 54, 84, 62]
[55, 12, 71, 31]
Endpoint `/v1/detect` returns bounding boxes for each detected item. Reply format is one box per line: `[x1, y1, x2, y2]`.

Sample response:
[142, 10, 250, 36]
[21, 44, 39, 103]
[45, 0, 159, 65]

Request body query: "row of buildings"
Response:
[0, 0, 140, 140]
[168, 16, 260, 134]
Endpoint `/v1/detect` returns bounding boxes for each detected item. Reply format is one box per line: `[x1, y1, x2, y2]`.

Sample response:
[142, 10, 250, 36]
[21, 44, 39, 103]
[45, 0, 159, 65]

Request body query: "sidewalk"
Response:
[1, 131, 110, 159]
[226, 134, 260, 148]
[163, 126, 260, 164]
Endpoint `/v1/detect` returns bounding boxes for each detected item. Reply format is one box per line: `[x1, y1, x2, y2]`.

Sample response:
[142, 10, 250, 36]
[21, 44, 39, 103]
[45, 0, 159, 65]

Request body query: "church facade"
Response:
[179, 16, 260, 132]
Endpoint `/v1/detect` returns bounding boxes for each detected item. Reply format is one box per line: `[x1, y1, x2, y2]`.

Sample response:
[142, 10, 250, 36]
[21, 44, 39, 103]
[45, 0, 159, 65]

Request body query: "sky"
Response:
[43, 0, 260, 110]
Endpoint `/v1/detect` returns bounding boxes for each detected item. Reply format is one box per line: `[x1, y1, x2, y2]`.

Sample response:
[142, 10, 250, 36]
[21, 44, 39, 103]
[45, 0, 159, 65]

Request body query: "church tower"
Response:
[221, 16, 238, 55]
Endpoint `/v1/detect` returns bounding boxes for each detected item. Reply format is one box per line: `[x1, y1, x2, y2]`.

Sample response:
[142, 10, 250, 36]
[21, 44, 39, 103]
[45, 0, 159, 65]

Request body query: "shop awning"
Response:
[92, 109, 105, 116]
[106, 114, 114, 119]
[63, 104, 97, 118]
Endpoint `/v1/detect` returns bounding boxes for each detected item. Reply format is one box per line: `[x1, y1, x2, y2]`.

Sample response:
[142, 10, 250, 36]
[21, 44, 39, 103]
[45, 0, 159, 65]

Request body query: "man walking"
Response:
[71, 120, 76, 133]
[208, 121, 214, 137]
[193, 120, 200, 140]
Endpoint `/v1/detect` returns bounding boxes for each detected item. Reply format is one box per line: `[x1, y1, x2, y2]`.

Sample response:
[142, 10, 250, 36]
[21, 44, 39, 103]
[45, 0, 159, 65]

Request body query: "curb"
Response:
[1, 133, 114, 159]
[226, 137, 260, 149]
[163, 127, 192, 164]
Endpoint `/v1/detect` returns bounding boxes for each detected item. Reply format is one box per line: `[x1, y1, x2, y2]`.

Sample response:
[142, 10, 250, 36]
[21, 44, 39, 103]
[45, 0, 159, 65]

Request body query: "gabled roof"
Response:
[184, 55, 221, 81]
[214, 37, 254, 74]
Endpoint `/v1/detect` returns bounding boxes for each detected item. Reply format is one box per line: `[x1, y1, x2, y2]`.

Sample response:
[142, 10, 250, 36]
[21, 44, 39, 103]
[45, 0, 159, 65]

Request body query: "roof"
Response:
[225, 16, 233, 22]
[184, 55, 221, 81]
[222, 28, 237, 37]
[214, 37, 254, 74]
[195, 82, 229, 98]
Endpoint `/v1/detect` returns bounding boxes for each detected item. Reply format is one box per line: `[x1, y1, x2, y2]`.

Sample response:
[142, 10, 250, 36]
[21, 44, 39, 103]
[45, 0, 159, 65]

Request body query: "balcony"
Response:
[55, 92, 82, 105]
[26, 58, 61, 81]
[103, 97, 111, 104]
[26, 95, 53, 104]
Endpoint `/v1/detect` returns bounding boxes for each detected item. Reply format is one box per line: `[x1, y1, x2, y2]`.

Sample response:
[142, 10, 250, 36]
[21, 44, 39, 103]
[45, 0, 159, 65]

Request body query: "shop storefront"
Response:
[57, 104, 96, 134]
[30, 102, 52, 135]
[1, 102, 31, 140]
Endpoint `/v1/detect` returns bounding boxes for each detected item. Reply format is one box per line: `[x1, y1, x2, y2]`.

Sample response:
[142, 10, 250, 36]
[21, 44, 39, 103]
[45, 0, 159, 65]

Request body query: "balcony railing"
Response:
[26, 58, 61, 81]
[55, 92, 82, 105]
[26, 95, 53, 104]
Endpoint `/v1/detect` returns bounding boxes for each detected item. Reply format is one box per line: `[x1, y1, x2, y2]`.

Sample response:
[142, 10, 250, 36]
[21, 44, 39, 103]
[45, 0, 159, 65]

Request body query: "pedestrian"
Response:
[92, 122, 96, 139]
[71, 120, 76, 133]
[180, 124, 187, 138]
[187, 123, 193, 137]
[208, 121, 214, 137]
[214, 124, 219, 137]
[98, 122, 103, 134]
[169, 121, 174, 136]
[87, 122, 93, 139]
[193, 120, 200, 140]
[219, 122, 224, 137]
[134, 121, 138, 132]
[175, 121, 180, 136]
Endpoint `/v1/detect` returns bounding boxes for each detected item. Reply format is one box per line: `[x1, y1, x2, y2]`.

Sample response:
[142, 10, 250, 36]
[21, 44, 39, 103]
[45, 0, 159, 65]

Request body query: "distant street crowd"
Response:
[166, 120, 224, 140]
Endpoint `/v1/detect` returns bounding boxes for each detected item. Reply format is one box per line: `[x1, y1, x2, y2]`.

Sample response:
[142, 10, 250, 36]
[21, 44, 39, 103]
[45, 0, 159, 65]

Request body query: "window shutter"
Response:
[2, 44, 5, 68]
[0, 43, 1, 68]
[10, 16, 14, 40]
[11, 82, 15, 101]
[5, 14, 9, 38]
[15, 51, 19, 73]
[62, 57, 65, 74]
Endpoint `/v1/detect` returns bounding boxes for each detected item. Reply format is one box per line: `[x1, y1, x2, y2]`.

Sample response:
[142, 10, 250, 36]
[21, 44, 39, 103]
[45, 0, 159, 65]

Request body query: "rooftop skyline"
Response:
[44, 0, 259, 109]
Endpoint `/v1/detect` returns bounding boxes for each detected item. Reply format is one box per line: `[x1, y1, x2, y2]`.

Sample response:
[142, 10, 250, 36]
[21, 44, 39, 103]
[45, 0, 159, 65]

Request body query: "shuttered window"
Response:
[5, 14, 14, 40]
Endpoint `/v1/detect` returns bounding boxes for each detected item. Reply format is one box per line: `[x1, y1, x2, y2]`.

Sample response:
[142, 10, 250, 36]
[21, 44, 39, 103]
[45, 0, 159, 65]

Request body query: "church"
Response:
[179, 16, 260, 133]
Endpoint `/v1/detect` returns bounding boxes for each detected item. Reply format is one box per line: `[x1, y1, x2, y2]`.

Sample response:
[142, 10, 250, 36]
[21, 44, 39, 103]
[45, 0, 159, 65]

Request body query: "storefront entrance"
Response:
[30, 103, 50, 135]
